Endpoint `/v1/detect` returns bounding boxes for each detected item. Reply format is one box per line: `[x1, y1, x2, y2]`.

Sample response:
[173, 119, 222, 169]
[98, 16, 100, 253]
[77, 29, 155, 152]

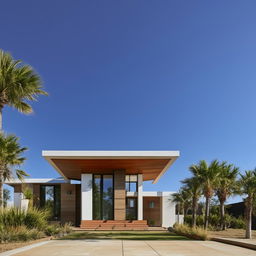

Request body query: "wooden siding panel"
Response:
[61, 184, 76, 224]
[114, 170, 126, 220]
[143, 197, 161, 226]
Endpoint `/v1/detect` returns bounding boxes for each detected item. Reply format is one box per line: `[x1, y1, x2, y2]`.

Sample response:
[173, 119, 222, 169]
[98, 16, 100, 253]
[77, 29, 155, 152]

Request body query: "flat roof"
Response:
[42, 150, 180, 183]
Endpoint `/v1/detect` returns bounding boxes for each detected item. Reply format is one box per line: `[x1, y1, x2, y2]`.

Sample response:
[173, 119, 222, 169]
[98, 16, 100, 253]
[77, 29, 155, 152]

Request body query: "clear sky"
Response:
[1, 1, 256, 203]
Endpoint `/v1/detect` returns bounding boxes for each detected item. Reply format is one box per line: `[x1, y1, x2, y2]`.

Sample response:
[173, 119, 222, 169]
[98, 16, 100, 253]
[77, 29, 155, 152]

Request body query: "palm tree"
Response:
[180, 189, 191, 218]
[0, 133, 28, 208]
[238, 170, 256, 239]
[172, 191, 185, 224]
[0, 49, 47, 131]
[216, 162, 239, 230]
[189, 160, 220, 229]
[182, 177, 202, 227]
[172, 189, 191, 224]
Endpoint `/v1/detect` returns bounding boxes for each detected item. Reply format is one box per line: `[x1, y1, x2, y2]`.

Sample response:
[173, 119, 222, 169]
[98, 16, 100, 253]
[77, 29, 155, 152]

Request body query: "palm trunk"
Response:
[184, 206, 187, 219]
[0, 173, 3, 210]
[245, 197, 252, 239]
[204, 197, 210, 230]
[177, 205, 180, 224]
[192, 196, 197, 227]
[220, 200, 225, 230]
[0, 107, 2, 132]
[0, 109, 3, 211]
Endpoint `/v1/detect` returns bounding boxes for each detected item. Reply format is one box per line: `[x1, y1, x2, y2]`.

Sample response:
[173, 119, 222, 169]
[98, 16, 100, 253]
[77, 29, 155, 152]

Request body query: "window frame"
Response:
[125, 175, 138, 192]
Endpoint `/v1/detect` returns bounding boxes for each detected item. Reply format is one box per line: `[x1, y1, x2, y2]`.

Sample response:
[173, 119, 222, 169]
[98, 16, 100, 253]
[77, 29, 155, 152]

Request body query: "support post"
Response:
[137, 174, 143, 220]
[81, 173, 93, 220]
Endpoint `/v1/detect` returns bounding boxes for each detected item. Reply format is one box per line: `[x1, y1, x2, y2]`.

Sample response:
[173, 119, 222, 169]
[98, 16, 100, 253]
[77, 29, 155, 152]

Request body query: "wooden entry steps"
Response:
[80, 220, 149, 230]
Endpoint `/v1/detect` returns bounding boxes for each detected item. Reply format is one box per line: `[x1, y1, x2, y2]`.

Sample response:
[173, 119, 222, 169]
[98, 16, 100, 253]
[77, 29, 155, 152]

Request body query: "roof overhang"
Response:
[42, 151, 179, 183]
[5, 178, 69, 185]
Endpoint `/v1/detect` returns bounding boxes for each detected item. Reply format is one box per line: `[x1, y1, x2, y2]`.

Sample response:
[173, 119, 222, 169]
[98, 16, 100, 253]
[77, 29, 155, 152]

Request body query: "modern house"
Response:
[6, 151, 180, 230]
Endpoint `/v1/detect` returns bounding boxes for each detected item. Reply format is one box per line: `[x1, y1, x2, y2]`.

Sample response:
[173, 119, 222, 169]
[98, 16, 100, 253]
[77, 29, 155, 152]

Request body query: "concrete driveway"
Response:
[2, 239, 256, 256]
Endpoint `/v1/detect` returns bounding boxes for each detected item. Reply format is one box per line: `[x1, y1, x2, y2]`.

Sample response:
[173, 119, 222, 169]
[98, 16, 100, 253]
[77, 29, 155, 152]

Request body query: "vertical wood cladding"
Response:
[33, 184, 40, 207]
[13, 184, 22, 193]
[143, 197, 161, 226]
[114, 169, 126, 220]
[60, 184, 76, 224]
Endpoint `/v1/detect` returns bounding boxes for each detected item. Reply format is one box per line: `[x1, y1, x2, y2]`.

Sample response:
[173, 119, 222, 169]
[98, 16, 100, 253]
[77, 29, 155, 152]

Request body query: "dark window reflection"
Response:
[93, 175, 113, 220]
[40, 185, 60, 221]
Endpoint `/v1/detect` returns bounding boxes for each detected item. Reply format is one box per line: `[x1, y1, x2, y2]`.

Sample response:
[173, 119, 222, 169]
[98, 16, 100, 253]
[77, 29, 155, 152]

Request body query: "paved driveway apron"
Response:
[7, 239, 256, 256]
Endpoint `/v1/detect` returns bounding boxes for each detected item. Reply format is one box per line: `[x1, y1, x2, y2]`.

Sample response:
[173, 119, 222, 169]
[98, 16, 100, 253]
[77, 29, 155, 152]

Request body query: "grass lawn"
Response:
[60, 231, 188, 240]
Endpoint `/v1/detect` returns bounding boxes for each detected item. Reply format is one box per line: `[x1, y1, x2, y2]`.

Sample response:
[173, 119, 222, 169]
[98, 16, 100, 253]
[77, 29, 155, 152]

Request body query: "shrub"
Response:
[0, 207, 50, 230]
[22, 187, 33, 200]
[0, 226, 44, 242]
[44, 224, 60, 236]
[229, 216, 245, 229]
[24, 208, 50, 230]
[44, 223, 73, 236]
[184, 214, 246, 230]
[62, 222, 73, 234]
[0, 207, 72, 242]
[172, 223, 208, 240]
[208, 214, 220, 228]
[184, 215, 204, 227]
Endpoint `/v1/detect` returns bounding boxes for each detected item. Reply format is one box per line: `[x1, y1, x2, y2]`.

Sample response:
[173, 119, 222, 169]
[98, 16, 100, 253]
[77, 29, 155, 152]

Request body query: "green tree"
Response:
[3, 188, 10, 207]
[216, 162, 239, 230]
[172, 191, 185, 224]
[238, 170, 256, 239]
[172, 189, 191, 224]
[182, 177, 202, 227]
[0, 49, 47, 131]
[189, 160, 220, 229]
[0, 133, 28, 208]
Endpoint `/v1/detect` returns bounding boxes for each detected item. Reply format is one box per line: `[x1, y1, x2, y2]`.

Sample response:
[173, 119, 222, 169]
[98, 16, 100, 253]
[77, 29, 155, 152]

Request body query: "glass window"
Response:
[129, 182, 137, 192]
[125, 182, 130, 192]
[129, 199, 135, 208]
[149, 201, 155, 209]
[125, 175, 138, 192]
[93, 175, 114, 220]
[93, 175, 101, 220]
[102, 175, 113, 220]
[40, 185, 60, 221]
[126, 197, 137, 220]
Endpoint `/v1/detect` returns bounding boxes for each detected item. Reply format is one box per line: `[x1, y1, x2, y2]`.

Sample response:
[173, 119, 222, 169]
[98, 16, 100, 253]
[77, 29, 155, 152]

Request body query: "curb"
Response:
[212, 237, 256, 251]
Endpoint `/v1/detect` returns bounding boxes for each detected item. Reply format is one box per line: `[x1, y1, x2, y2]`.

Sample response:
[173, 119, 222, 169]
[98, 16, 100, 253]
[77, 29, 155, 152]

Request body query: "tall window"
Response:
[93, 175, 114, 220]
[126, 197, 137, 220]
[40, 185, 61, 221]
[125, 175, 138, 192]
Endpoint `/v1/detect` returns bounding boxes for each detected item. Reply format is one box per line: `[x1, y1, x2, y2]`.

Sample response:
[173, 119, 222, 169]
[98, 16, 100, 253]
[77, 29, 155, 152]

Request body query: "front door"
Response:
[126, 197, 137, 220]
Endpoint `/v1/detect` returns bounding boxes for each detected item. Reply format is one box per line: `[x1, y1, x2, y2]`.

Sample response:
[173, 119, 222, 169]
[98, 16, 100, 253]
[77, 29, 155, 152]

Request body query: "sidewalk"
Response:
[212, 237, 256, 250]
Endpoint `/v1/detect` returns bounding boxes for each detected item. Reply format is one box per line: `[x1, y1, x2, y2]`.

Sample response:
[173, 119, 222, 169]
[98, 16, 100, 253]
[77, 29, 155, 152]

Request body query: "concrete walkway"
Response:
[212, 237, 256, 250]
[2, 239, 256, 256]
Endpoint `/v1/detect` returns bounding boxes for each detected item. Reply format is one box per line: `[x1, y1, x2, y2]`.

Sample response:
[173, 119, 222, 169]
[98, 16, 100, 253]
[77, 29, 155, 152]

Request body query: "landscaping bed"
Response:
[208, 229, 256, 239]
[0, 207, 72, 252]
[172, 224, 208, 240]
[0, 237, 51, 253]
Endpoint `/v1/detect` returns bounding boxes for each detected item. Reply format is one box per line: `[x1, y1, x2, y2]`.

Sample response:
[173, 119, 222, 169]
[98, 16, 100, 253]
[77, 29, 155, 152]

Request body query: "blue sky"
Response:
[1, 1, 256, 203]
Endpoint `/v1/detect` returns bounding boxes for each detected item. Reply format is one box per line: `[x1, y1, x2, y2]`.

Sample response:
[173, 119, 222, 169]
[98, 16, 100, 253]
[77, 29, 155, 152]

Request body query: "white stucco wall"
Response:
[14, 192, 23, 208]
[161, 193, 176, 228]
[137, 174, 143, 220]
[81, 173, 93, 220]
